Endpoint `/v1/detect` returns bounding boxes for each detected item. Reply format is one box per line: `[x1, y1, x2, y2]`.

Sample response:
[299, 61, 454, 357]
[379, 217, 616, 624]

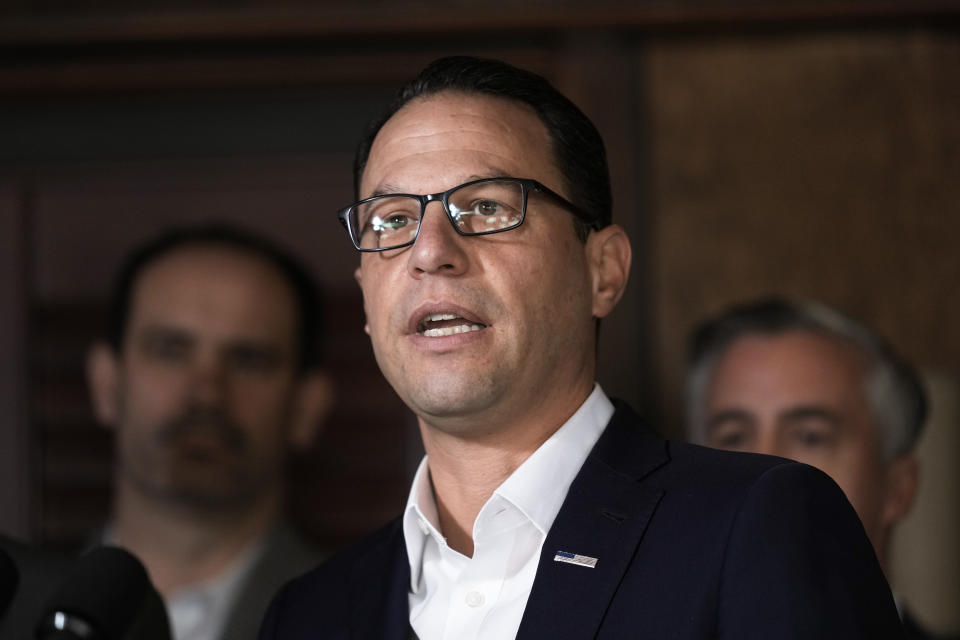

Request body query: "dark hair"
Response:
[353, 55, 612, 241]
[107, 224, 324, 372]
[685, 296, 928, 460]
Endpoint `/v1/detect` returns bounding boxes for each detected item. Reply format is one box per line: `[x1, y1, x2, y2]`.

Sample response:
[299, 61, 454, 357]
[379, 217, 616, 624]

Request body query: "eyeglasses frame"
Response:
[337, 177, 596, 252]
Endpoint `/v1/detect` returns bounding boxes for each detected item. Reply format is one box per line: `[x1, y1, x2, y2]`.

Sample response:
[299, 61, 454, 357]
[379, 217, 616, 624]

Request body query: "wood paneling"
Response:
[550, 36, 653, 412]
[646, 29, 960, 433]
[1, 1, 957, 48]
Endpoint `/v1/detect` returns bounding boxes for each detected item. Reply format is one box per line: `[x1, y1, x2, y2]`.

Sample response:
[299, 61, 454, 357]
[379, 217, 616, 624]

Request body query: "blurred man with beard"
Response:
[86, 225, 332, 640]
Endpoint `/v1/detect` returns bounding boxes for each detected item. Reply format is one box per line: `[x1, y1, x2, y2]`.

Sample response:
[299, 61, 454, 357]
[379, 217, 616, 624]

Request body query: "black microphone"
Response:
[35, 546, 170, 640]
[0, 544, 18, 619]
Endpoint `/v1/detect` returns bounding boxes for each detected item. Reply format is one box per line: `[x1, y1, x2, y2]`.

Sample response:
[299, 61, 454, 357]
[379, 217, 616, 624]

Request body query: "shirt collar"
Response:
[492, 384, 613, 536]
[402, 384, 613, 591]
[402, 456, 442, 592]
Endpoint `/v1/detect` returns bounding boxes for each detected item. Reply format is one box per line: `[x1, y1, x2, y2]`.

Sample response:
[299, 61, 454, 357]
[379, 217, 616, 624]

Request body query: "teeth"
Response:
[418, 311, 485, 337]
[423, 324, 484, 338]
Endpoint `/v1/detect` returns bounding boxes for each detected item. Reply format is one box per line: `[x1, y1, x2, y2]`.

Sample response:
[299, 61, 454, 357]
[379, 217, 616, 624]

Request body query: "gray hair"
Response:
[685, 297, 927, 461]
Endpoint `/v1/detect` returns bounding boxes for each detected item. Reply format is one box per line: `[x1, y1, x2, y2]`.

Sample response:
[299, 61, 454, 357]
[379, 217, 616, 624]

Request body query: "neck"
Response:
[420, 381, 594, 557]
[109, 482, 279, 596]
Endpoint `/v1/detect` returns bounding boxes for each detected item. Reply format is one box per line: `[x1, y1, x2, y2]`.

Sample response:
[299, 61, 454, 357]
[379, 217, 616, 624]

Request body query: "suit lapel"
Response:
[348, 519, 412, 640]
[517, 403, 669, 639]
[219, 526, 324, 640]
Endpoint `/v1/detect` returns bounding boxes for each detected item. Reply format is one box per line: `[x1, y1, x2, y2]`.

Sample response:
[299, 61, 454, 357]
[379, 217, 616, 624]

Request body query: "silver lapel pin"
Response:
[553, 550, 598, 568]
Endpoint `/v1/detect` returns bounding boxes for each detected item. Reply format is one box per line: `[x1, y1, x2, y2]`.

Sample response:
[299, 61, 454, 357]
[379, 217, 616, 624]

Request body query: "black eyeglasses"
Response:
[338, 177, 594, 252]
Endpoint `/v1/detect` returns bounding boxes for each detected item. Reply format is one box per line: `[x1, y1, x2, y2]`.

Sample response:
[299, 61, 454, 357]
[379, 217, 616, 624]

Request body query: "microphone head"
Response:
[0, 543, 18, 618]
[36, 546, 169, 640]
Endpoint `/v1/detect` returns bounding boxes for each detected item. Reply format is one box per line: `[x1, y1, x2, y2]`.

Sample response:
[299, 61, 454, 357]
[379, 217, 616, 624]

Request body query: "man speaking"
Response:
[260, 56, 903, 639]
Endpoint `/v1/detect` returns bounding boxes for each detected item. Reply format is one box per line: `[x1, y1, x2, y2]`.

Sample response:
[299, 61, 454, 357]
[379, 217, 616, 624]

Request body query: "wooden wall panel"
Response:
[1, 1, 956, 50]
[891, 371, 960, 632]
[551, 36, 650, 412]
[646, 30, 960, 432]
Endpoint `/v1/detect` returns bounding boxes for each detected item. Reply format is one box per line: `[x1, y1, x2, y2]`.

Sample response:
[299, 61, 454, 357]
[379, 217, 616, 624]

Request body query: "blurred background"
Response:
[1, 0, 958, 631]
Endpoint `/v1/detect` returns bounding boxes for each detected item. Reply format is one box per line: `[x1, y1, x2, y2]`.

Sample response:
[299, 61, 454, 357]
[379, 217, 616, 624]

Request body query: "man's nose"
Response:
[187, 354, 227, 406]
[755, 430, 781, 457]
[406, 201, 468, 277]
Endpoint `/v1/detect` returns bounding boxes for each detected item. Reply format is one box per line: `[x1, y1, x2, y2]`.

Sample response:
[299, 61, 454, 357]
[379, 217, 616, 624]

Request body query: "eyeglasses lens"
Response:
[350, 179, 526, 251]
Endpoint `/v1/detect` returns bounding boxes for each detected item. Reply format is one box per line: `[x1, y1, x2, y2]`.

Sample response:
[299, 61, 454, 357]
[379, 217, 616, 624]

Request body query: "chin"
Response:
[146, 468, 260, 509]
[167, 483, 260, 510]
[405, 379, 503, 424]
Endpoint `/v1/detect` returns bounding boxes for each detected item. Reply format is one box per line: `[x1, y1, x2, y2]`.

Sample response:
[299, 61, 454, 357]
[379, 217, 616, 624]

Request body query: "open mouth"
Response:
[417, 312, 486, 337]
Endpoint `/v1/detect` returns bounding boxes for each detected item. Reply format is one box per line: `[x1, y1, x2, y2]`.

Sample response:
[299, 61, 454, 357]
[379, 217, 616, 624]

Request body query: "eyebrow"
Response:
[706, 408, 754, 431]
[778, 405, 843, 426]
[369, 173, 513, 198]
[223, 341, 286, 362]
[137, 324, 193, 342]
[136, 324, 288, 355]
[369, 183, 407, 197]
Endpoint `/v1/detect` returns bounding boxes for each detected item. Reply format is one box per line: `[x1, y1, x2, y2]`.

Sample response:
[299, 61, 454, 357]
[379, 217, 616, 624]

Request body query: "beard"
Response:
[154, 407, 247, 454]
[120, 407, 273, 511]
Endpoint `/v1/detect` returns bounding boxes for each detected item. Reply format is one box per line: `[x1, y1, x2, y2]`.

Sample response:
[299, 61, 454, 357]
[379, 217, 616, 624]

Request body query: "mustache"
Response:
[154, 409, 247, 452]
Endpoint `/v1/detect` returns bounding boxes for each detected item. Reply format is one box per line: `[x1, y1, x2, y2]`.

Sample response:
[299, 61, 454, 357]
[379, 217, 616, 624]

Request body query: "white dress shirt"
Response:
[103, 527, 264, 640]
[165, 540, 263, 640]
[402, 384, 614, 640]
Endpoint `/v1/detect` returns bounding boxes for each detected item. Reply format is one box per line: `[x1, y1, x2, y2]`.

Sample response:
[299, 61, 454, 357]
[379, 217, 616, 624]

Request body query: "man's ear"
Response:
[586, 224, 632, 319]
[882, 453, 920, 527]
[288, 371, 336, 451]
[86, 342, 121, 429]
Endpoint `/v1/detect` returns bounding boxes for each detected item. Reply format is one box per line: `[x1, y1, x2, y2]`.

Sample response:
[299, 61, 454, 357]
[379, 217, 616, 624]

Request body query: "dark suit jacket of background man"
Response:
[220, 524, 325, 640]
[259, 402, 904, 639]
[84, 522, 323, 640]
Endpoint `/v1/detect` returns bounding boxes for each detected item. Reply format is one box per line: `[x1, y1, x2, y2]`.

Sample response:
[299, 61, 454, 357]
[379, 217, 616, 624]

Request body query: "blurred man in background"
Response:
[685, 296, 952, 640]
[86, 225, 332, 640]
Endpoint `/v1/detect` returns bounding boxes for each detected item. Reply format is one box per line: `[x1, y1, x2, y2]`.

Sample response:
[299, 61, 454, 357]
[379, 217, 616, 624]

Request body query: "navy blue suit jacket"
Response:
[260, 402, 903, 639]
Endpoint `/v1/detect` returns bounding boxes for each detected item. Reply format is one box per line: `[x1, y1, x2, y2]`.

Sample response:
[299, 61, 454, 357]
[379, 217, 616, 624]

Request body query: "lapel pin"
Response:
[553, 551, 598, 568]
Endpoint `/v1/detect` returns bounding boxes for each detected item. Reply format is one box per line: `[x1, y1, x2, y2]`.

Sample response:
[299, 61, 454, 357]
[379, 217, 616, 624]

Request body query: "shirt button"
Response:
[465, 591, 485, 608]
